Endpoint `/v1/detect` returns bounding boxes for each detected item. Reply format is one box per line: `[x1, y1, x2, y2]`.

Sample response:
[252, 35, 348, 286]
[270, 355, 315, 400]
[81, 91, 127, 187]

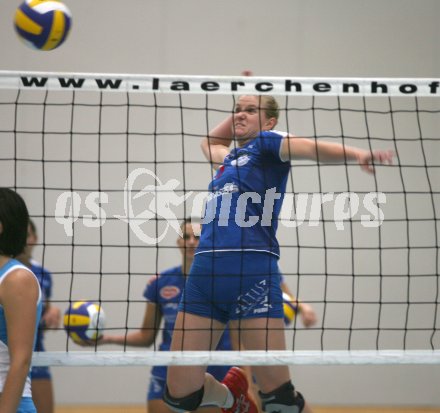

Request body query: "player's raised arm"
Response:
[280, 135, 394, 174]
[201, 116, 234, 169]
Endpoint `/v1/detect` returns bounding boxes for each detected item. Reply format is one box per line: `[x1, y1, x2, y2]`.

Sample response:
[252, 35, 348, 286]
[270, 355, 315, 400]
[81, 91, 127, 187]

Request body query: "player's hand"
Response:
[43, 305, 61, 328]
[75, 335, 106, 347]
[357, 149, 394, 174]
[299, 303, 318, 328]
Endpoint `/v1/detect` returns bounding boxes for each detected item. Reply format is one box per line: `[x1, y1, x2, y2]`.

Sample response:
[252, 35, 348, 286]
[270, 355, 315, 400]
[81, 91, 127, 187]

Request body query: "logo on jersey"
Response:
[230, 154, 250, 167]
[160, 286, 181, 300]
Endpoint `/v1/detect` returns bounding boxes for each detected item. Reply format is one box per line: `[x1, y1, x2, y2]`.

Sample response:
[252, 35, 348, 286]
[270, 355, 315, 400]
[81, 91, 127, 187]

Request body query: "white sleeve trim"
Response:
[0, 264, 42, 303]
[271, 129, 290, 162]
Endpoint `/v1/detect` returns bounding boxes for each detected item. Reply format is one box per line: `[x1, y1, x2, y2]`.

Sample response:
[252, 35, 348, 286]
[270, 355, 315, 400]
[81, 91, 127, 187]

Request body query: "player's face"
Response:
[177, 223, 200, 259]
[16, 224, 37, 261]
[233, 96, 274, 142]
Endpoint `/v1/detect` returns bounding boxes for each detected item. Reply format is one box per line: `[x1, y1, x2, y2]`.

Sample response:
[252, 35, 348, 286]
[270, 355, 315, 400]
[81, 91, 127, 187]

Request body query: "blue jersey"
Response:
[31, 259, 52, 303]
[143, 265, 232, 380]
[30, 260, 52, 352]
[197, 131, 290, 257]
[0, 258, 42, 398]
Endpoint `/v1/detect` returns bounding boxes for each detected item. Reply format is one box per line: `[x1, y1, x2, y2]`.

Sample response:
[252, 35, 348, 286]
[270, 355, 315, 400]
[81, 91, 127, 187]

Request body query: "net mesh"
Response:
[0, 71, 439, 366]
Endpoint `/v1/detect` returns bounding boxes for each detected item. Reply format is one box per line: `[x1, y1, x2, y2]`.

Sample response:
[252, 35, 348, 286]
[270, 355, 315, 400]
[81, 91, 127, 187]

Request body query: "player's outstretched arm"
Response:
[83, 302, 161, 347]
[280, 135, 394, 174]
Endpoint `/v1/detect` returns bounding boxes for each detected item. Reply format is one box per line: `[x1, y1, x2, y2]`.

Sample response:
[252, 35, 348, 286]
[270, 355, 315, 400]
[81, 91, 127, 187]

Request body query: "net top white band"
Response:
[32, 350, 440, 367]
[0, 70, 439, 96]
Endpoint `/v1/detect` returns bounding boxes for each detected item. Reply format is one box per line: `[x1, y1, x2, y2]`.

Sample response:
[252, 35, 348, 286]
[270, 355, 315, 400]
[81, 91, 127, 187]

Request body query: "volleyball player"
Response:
[17, 219, 60, 413]
[163, 95, 394, 413]
[90, 219, 234, 413]
[0, 188, 42, 413]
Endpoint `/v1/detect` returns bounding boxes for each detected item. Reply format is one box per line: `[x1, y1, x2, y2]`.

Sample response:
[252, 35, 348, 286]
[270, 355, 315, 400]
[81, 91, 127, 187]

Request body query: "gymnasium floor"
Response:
[56, 406, 440, 413]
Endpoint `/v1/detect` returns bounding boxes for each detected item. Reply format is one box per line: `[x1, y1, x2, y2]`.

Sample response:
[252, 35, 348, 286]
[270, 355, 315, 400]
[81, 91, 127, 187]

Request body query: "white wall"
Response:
[0, 0, 439, 408]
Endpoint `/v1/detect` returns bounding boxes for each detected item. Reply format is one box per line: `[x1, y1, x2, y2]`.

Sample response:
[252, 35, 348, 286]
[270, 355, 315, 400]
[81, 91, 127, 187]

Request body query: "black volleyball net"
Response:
[0, 71, 439, 366]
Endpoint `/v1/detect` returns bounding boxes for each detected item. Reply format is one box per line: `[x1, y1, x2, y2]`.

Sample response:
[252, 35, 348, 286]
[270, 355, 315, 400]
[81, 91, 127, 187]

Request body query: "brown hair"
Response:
[259, 95, 279, 122]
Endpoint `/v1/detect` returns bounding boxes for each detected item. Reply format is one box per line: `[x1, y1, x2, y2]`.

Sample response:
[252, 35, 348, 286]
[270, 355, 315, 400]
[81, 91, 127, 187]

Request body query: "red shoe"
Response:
[221, 367, 258, 413]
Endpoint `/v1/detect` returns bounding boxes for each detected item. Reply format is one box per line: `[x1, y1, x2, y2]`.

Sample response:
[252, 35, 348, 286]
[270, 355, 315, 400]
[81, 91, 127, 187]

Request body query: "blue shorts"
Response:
[17, 397, 37, 413]
[147, 375, 166, 401]
[179, 252, 283, 324]
[30, 365, 51, 380]
[147, 366, 231, 401]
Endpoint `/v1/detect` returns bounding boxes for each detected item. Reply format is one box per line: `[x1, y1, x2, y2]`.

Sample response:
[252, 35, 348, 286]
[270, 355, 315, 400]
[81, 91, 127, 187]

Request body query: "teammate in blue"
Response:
[164, 95, 394, 413]
[0, 188, 43, 413]
[94, 219, 233, 413]
[17, 220, 60, 413]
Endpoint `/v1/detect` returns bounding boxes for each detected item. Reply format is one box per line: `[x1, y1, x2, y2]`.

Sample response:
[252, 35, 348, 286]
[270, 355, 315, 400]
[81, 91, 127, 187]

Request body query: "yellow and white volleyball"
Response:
[283, 292, 298, 325]
[63, 301, 105, 344]
[14, 0, 72, 51]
